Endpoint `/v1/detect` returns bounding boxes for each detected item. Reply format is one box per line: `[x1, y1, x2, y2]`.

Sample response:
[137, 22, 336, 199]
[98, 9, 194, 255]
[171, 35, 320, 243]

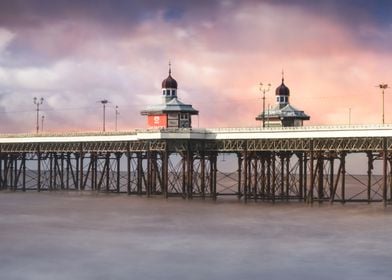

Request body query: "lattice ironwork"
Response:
[1, 136, 392, 206]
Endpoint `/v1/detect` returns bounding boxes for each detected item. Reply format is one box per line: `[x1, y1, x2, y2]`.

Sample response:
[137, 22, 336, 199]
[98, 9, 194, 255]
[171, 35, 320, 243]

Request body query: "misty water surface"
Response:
[0, 190, 392, 280]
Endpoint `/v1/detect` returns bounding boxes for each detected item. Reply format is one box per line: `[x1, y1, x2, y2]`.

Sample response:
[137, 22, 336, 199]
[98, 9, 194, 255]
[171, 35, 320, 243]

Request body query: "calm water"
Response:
[1, 186, 392, 279]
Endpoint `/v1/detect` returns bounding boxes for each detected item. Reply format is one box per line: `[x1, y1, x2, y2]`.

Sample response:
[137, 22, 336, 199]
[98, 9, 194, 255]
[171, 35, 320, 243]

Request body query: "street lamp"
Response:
[115, 105, 120, 132]
[99, 99, 109, 132]
[33, 97, 44, 134]
[259, 82, 271, 128]
[41, 115, 45, 133]
[378, 84, 389, 124]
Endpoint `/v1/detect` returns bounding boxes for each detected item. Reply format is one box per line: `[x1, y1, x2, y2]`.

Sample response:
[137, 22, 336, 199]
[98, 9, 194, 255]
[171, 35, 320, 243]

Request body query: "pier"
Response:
[1, 124, 392, 206]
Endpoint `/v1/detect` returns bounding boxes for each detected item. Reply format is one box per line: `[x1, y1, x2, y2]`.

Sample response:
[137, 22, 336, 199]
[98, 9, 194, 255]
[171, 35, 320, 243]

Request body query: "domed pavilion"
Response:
[256, 74, 310, 127]
[141, 64, 198, 128]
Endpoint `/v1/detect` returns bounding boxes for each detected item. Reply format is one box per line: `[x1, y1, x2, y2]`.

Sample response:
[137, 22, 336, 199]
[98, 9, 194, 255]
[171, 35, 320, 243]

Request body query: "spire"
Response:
[162, 61, 178, 89]
[275, 70, 290, 98]
[169, 60, 172, 75]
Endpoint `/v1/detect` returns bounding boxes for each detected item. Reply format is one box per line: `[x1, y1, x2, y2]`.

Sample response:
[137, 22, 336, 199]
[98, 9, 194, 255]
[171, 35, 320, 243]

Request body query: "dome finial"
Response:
[275, 70, 290, 97]
[162, 62, 178, 89]
[169, 60, 172, 75]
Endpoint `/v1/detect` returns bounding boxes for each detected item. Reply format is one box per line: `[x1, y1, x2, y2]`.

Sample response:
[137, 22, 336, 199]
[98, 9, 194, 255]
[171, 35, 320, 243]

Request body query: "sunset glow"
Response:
[0, 0, 391, 132]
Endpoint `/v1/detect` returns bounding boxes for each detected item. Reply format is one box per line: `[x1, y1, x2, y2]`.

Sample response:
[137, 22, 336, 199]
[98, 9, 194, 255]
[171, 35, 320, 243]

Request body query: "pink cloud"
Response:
[1, 1, 392, 133]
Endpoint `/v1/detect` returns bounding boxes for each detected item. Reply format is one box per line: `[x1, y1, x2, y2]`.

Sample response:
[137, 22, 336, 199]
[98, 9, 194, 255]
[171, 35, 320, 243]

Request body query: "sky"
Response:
[0, 0, 392, 133]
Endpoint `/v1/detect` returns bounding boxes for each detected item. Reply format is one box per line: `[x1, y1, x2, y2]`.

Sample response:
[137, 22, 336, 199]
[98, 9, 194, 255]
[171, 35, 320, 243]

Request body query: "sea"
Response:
[0, 176, 392, 280]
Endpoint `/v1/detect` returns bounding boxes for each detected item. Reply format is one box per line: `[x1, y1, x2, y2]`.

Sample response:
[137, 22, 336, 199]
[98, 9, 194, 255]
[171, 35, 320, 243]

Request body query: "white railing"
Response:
[0, 130, 138, 138]
[1, 124, 392, 139]
[205, 124, 392, 133]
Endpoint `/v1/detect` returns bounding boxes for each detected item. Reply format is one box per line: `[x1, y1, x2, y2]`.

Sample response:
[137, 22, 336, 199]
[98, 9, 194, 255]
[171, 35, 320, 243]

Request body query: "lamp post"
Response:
[41, 115, 45, 132]
[115, 105, 119, 132]
[378, 84, 389, 124]
[267, 103, 271, 127]
[259, 82, 271, 128]
[33, 97, 44, 134]
[99, 99, 109, 132]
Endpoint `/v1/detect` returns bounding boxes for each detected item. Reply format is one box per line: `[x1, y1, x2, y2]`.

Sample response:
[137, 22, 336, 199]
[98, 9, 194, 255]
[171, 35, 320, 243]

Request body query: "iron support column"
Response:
[308, 148, 314, 204]
[329, 157, 334, 200]
[127, 147, 131, 195]
[298, 153, 303, 201]
[383, 138, 388, 206]
[367, 152, 373, 203]
[79, 148, 84, 191]
[37, 146, 41, 192]
[271, 153, 276, 203]
[105, 153, 110, 192]
[237, 153, 242, 199]
[200, 151, 206, 199]
[317, 154, 324, 203]
[116, 153, 121, 193]
[285, 154, 290, 200]
[341, 153, 346, 204]
[162, 150, 169, 199]
[243, 150, 248, 202]
[137, 153, 143, 195]
[22, 153, 26, 192]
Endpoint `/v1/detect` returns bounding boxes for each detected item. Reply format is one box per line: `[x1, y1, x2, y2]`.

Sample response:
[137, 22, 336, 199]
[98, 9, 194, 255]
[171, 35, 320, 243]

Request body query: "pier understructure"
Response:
[1, 126, 392, 206]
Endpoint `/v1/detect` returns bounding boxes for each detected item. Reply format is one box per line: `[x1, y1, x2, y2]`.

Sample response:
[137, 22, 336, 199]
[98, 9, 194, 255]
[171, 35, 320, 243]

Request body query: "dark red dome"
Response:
[162, 73, 178, 89]
[275, 79, 290, 96]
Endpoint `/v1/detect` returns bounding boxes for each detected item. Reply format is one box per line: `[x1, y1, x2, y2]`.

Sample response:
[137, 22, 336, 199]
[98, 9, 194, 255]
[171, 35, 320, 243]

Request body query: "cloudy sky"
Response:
[0, 0, 391, 133]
